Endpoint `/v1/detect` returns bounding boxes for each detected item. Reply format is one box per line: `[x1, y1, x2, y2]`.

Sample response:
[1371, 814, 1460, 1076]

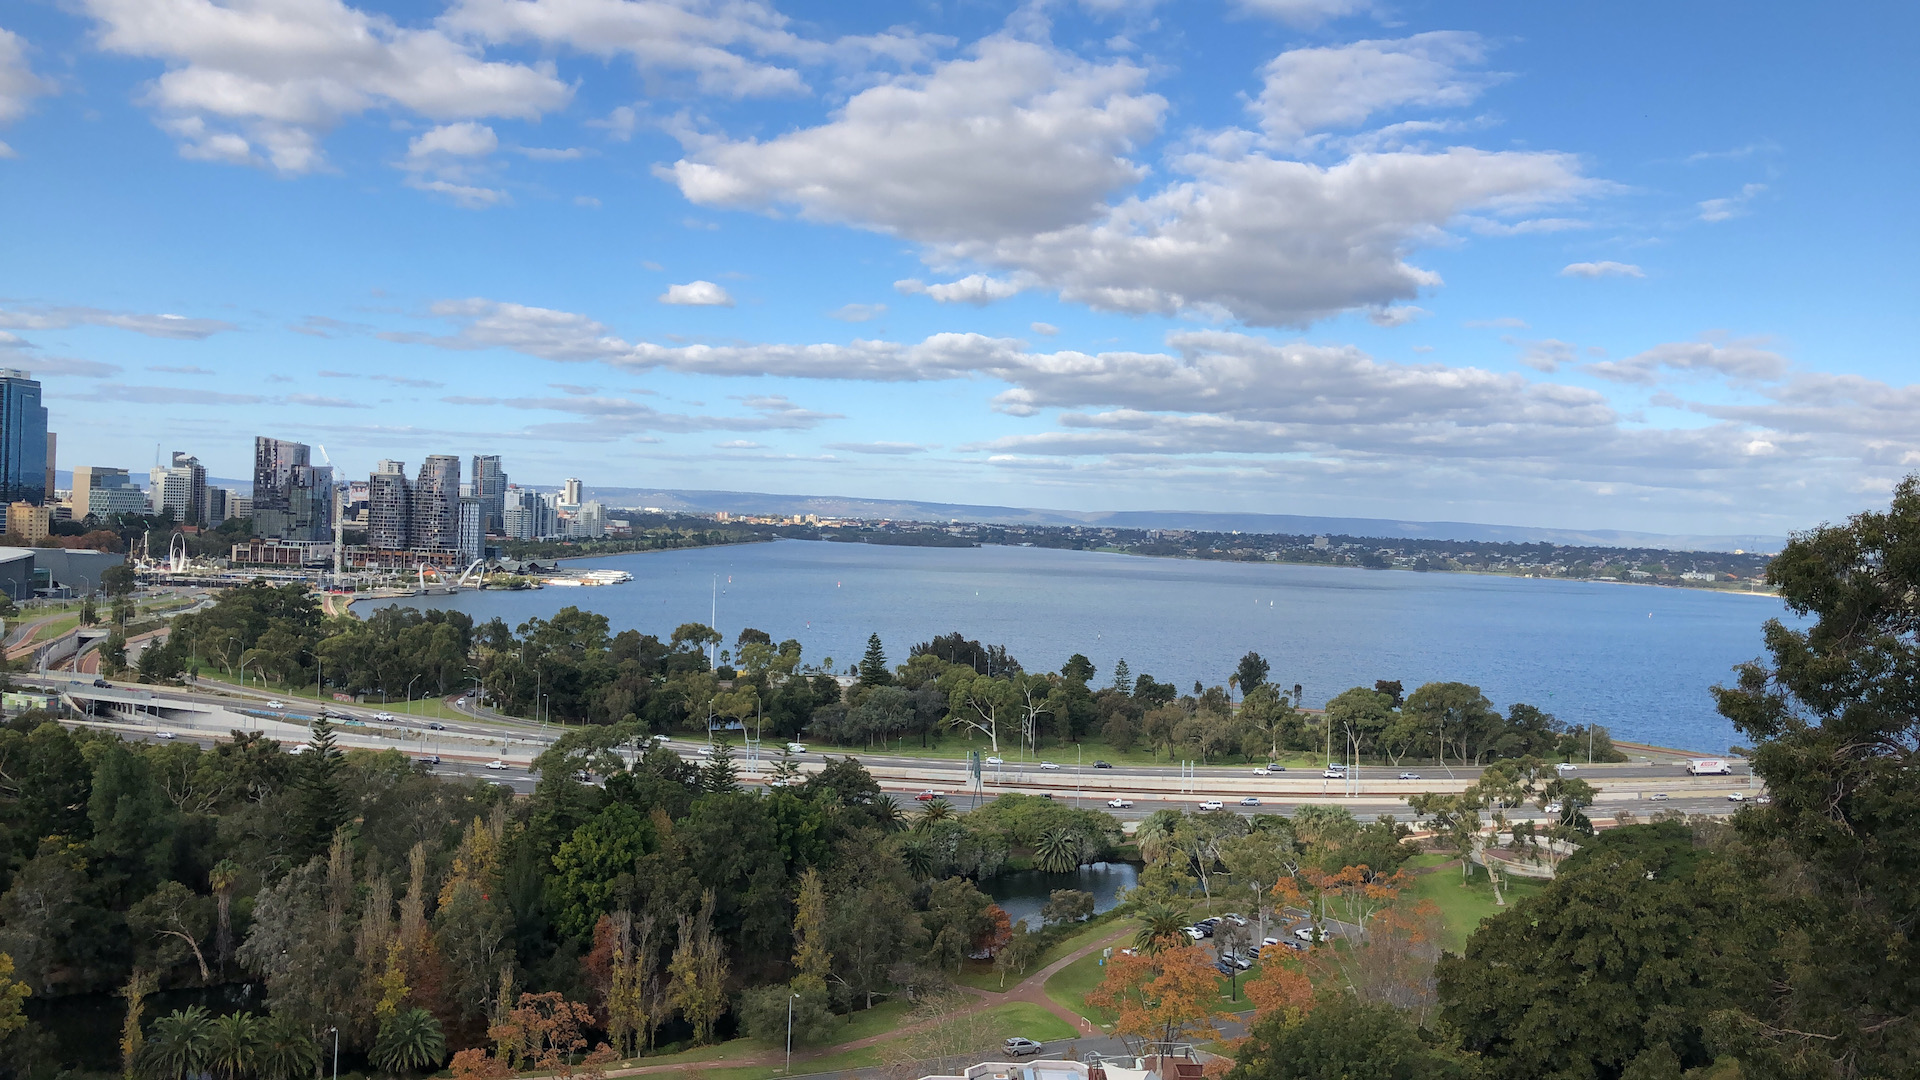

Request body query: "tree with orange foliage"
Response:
[1317, 899, 1445, 1027]
[1243, 954, 1315, 1027]
[1087, 944, 1228, 1055]
[488, 990, 594, 1072]
[448, 1047, 511, 1080]
[974, 904, 1013, 959]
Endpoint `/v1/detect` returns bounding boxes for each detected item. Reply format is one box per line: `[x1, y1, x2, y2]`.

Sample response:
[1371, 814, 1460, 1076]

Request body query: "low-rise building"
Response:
[6, 501, 50, 543]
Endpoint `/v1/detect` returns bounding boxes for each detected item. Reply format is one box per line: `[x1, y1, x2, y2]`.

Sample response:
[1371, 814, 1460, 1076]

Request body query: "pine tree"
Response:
[771, 749, 802, 786]
[701, 742, 737, 793]
[297, 718, 349, 860]
[1111, 659, 1132, 694]
[858, 633, 892, 687]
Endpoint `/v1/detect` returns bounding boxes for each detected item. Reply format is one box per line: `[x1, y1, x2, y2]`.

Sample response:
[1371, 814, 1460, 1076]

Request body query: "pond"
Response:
[984, 861, 1140, 931]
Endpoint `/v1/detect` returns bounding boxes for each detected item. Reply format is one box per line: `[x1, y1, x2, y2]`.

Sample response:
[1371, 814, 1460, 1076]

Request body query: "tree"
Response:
[1040, 889, 1095, 926]
[128, 881, 214, 981]
[666, 891, 729, 1045]
[1231, 651, 1270, 698]
[923, 877, 993, 971]
[103, 562, 138, 597]
[205, 1012, 262, 1080]
[790, 867, 831, 992]
[1110, 659, 1132, 694]
[700, 741, 738, 793]
[739, 982, 837, 1044]
[1228, 994, 1470, 1080]
[1061, 653, 1096, 684]
[550, 804, 656, 938]
[1034, 826, 1080, 873]
[943, 674, 1015, 753]
[140, 1006, 212, 1080]
[1132, 903, 1190, 954]
[294, 718, 348, 857]
[119, 968, 156, 1080]
[373, 1007, 446, 1076]
[1707, 475, 1920, 1078]
[256, 1014, 320, 1080]
[0, 953, 28, 1044]
[858, 633, 892, 686]
[1087, 945, 1227, 1055]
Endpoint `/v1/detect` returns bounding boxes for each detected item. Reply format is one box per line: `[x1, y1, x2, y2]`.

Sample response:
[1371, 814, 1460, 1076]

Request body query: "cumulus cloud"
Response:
[0, 304, 238, 340]
[0, 27, 53, 155]
[1368, 305, 1427, 328]
[665, 33, 1592, 328]
[1031, 322, 1059, 336]
[1560, 260, 1644, 279]
[895, 274, 1024, 305]
[1254, 33, 1500, 144]
[1699, 182, 1766, 222]
[1510, 338, 1577, 373]
[659, 280, 734, 306]
[82, 0, 571, 173]
[440, 0, 943, 99]
[1586, 338, 1791, 385]
[407, 120, 498, 161]
[399, 121, 508, 204]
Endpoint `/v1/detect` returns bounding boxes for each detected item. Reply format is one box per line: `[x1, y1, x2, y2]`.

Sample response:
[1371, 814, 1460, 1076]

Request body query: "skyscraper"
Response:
[410, 455, 460, 550]
[368, 460, 410, 550]
[561, 477, 583, 507]
[151, 452, 207, 524]
[471, 454, 506, 533]
[252, 436, 332, 541]
[457, 495, 483, 563]
[0, 370, 50, 506]
[71, 466, 147, 519]
[44, 432, 55, 508]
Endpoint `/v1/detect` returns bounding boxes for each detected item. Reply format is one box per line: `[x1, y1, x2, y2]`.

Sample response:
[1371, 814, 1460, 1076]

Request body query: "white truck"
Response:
[1686, 758, 1733, 776]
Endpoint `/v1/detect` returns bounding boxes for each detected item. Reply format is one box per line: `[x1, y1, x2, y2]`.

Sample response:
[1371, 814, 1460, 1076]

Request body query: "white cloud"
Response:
[1586, 338, 1791, 385]
[1254, 33, 1500, 143]
[26, 356, 125, 378]
[82, 0, 571, 173]
[441, 0, 944, 99]
[1031, 322, 1059, 336]
[1233, 0, 1381, 27]
[895, 274, 1025, 305]
[824, 441, 929, 454]
[666, 36, 1166, 242]
[828, 303, 886, 322]
[0, 28, 54, 153]
[408, 177, 508, 208]
[1368, 305, 1427, 328]
[659, 280, 734, 306]
[1560, 260, 1644, 279]
[1699, 182, 1766, 222]
[444, 387, 839, 432]
[1510, 337, 1577, 373]
[0, 304, 239, 340]
[407, 120, 499, 161]
[715, 439, 765, 449]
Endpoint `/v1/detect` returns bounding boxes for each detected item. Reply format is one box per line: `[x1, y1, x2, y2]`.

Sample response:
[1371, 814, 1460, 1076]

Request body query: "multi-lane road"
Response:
[35, 673, 1760, 825]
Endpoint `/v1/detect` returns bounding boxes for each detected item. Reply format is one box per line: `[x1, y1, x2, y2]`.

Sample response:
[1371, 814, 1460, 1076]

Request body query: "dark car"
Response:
[1094, 761, 1114, 769]
[427, 722, 446, 730]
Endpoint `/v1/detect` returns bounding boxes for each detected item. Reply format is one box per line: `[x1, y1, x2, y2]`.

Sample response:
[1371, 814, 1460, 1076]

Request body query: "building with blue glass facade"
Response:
[0, 370, 49, 506]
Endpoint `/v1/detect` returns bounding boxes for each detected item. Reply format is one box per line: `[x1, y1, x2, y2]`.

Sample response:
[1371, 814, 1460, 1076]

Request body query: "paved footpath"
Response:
[599, 925, 1136, 1078]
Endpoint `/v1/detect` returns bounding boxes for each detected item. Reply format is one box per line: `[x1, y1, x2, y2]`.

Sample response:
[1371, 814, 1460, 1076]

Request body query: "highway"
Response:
[35, 673, 1762, 825]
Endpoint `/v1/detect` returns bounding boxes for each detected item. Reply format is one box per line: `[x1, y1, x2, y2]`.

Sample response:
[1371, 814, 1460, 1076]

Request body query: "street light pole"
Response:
[786, 992, 797, 1074]
[407, 673, 423, 716]
[329, 1026, 339, 1080]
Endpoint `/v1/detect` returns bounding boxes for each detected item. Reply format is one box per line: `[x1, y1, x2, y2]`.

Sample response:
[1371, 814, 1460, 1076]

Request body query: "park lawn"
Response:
[956, 910, 1135, 992]
[1046, 949, 1115, 1026]
[1406, 860, 1548, 952]
[191, 674, 479, 724]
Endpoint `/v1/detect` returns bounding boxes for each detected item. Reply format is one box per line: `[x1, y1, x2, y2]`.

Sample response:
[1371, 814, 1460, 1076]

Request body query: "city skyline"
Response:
[1, 2, 1916, 535]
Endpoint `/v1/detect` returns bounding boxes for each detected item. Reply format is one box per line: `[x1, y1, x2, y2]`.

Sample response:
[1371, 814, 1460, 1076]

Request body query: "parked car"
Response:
[1040, 762, 1059, 770]
[915, 790, 942, 801]
[485, 760, 509, 771]
[374, 711, 394, 721]
[1240, 796, 1261, 806]
[1183, 926, 1207, 940]
[1093, 760, 1113, 769]
[1399, 772, 1421, 780]
[1294, 925, 1329, 943]
[1198, 799, 1225, 811]
[1221, 954, 1252, 970]
[986, 756, 1004, 765]
[1003, 1037, 1044, 1058]
[1222, 914, 1248, 926]
[1107, 798, 1134, 808]
[1215, 960, 1236, 975]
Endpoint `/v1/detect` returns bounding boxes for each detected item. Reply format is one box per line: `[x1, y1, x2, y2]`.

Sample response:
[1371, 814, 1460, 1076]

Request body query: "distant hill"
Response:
[582, 486, 1786, 553]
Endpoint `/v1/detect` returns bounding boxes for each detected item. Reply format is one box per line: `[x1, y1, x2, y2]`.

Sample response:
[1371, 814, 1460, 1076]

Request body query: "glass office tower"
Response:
[0, 370, 49, 506]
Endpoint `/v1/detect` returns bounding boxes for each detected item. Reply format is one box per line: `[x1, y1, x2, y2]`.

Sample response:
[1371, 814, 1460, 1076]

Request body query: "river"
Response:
[368, 539, 1788, 753]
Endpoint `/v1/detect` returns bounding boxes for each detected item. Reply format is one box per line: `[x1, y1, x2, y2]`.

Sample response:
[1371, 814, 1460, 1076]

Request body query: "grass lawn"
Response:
[1405, 858, 1548, 952]
[190, 674, 480, 723]
[955, 910, 1133, 992]
[793, 735, 1322, 771]
[1046, 949, 1116, 1026]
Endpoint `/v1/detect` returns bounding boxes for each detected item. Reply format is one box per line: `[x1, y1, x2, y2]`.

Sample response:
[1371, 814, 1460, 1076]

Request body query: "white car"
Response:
[1198, 799, 1225, 811]
[1727, 791, 1748, 802]
[1322, 769, 1344, 779]
[1399, 772, 1421, 780]
[156, 731, 175, 740]
[1555, 763, 1578, 773]
[266, 700, 285, 709]
[986, 755, 1004, 765]
[1240, 796, 1261, 806]
[485, 760, 509, 771]
[1252, 767, 1270, 775]
[786, 742, 807, 753]
[1650, 792, 1669, 801]
[1544, 801, 1563, 814]
[374, 711, 393, 721]
[1107, 798, 1134, 809]
[1294, 925, 1330, 943]
[1040, 762, 1059, 770]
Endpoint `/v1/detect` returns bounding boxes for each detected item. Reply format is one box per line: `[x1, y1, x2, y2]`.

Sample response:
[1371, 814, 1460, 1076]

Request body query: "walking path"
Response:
[597, 925, 1133, 1078]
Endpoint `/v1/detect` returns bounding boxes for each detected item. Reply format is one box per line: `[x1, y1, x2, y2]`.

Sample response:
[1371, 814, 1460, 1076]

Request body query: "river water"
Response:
[369, 539, 1789, 753]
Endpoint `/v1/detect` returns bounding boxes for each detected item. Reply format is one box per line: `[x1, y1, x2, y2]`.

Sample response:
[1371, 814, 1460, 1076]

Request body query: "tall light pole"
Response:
[328, 1026, 339, 1080]
[786, 991, 798, 1074]
[407, 673, 423, 716]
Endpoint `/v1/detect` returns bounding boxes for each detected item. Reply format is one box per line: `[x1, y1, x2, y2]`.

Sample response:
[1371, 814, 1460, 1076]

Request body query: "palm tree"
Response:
[141, 1006, 212, 1080]
[371, 1007, 446, 1076]
[210, 859, 242, 975]
[1134, 809, 1181, 865]
[895, 835, 938, 881]
[207, 1012, 262, 1080]
[255, 1014, 319, 1080]
[1035, 827, 1080, 873]
[1133, 903, 1189, 954]
[873, 798, 907, 833]
[914, 799, 954, 830]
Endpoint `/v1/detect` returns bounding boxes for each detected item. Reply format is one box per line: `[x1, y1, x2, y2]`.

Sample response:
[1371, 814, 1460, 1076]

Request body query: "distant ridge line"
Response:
[582, 486, 1784, 553]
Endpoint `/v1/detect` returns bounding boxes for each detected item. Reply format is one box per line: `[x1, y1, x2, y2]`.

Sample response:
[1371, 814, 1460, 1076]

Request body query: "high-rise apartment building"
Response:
[502, 485, 555, 540]
[251, 436, 331, 541]
[70, 466, 148, 520]
[368, 460, 411, 550]
[471, 454, 507, 533]
[6, 502, 49, 543]
[411, 455, 460, 550]
[567, 500, 607, 539]
[205, 487, 234, 524]
[0, 370, 49, 506]
[151, 452, 208, 524]
[561, 477, 583, 507]
[457, 495, 483, 563]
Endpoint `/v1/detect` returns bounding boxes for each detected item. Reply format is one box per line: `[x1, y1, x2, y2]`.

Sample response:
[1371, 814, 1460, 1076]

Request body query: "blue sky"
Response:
[0, 0, 1914, 534]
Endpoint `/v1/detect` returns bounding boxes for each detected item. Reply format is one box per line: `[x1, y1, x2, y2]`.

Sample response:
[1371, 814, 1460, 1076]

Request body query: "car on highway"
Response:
[1322, 769, 1344, 779]
[1252, 766, 1271, 775]
[1107, 797, 1134, 808]
[915, 790, 942, 801]
[985, 755, 1004, 765]
[490, 780, 514, 789]
[1650, 792, 1669, 801]
[1240, 796, 1261, 806]
[420, 755, 440, 766]
[1399, 772, 1421, 780]
[156, 731, 175, 739]
[485, 760, 509, 770]
[1198, 799, 1225, 811]
[1555, 763, 1578, 774]
[1544, 801, 1563, 814]
[1094, 760, 1113, 769]
[1040, 762, 1059, 770]
[1727, 791, 1749, 802]
[266, 700, 284, 709]
[427, 722, 445, 730]
[1003, 1037, 1044, 1058]
[374, 711, 393, 721]
[786, 742, 808, 753]
[1756, 794, 1772, 804]
[1325, 761, 1348, 772]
